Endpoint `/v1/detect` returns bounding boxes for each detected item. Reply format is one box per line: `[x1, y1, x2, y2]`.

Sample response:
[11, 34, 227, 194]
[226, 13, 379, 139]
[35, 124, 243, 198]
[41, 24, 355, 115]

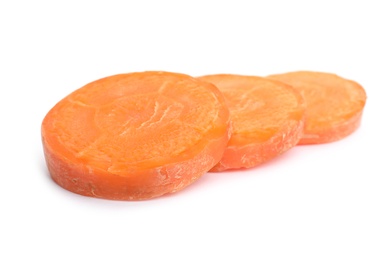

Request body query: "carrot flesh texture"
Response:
[198, 74, 305, 172]
[42, 71, 231, 200]
[267, 71, 367, 144]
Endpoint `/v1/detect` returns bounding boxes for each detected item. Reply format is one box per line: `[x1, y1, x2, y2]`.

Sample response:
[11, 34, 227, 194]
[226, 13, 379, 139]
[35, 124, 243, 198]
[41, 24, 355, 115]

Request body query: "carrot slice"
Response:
[41, 71, 231, 200]
[267, 71, 367, 144]
[198, 74, 305, 171]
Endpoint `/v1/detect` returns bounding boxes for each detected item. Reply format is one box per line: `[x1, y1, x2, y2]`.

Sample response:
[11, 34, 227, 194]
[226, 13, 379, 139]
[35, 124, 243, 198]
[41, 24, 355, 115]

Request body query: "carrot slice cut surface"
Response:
[198, 74, 305, 172]
[267, 71, 367, 144]
[42, 71, 231, 200]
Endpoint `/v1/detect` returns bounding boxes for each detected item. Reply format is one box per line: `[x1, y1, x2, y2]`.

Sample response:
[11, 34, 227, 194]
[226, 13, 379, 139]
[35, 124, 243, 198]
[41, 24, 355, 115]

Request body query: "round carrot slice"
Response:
[198, 74, 305, 171]
[267, 71, 367, 144]
[42, 71, 231, 200]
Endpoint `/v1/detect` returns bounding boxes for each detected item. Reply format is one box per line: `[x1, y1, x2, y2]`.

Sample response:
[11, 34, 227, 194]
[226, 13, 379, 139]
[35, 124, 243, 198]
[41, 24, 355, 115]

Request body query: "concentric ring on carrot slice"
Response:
[198, 74, 305, 172]
[267, 71, 367, 144]
[42, 71, 231, 200]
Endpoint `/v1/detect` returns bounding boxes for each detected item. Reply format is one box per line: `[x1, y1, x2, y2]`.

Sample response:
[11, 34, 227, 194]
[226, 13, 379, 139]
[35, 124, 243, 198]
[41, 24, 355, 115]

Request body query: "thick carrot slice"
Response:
[267, 71, 367, 144]
[42, 71, 231, 200]
[198, 74, 305, 171]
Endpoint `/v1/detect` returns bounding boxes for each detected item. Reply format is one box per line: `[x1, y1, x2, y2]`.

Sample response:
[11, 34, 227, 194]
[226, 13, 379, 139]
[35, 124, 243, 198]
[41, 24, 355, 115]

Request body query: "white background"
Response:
[1, 1, 389, 259]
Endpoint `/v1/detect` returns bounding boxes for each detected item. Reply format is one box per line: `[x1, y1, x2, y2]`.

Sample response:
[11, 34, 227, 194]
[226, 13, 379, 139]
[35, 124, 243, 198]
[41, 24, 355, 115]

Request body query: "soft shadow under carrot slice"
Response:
[267, 71, 367, 144]
[198, 74, 305, 172]
[42, 71, 231, 200]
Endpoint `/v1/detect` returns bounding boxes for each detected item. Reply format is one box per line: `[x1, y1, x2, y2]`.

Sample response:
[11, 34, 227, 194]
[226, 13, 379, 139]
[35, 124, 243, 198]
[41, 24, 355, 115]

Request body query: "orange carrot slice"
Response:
[267, 71, 367, 144]
[198, 74, 305, 171]
[42, 71, 231, 200]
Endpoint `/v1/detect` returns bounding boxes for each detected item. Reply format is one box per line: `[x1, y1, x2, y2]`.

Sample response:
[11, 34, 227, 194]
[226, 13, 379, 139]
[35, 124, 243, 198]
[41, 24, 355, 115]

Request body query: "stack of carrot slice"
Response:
[41, 70, 367, 200]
